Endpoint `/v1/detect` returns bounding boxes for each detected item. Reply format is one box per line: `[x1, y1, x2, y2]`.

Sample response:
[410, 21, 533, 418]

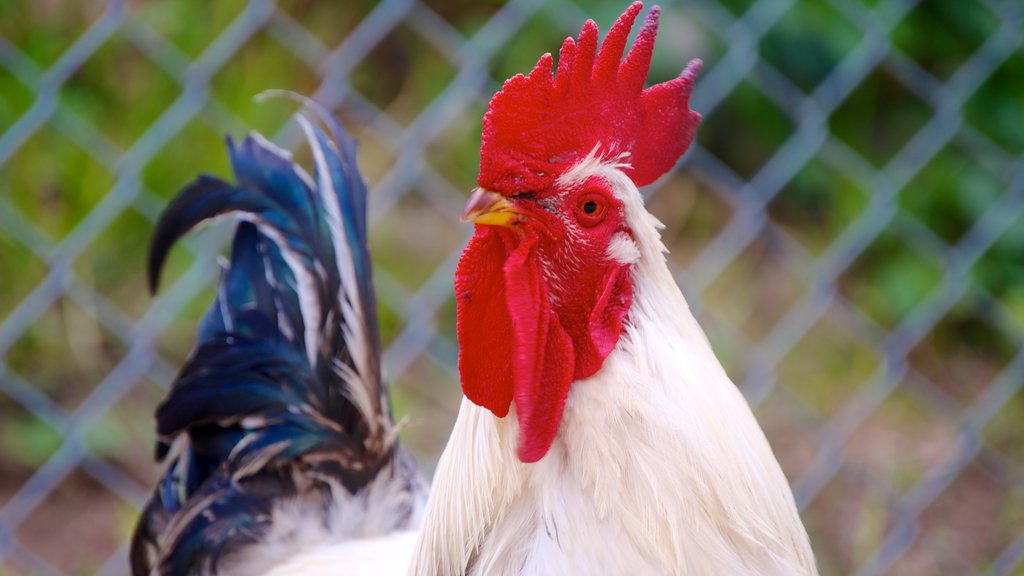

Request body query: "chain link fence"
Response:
[1, 0, 1022, 574]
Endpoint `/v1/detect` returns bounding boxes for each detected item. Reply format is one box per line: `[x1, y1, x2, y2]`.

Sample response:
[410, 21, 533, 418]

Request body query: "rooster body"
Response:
[135, 3, 817, 575]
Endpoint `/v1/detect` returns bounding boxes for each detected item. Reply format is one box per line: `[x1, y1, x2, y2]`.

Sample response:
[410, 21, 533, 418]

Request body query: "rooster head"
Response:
[455, 2, 701, 462]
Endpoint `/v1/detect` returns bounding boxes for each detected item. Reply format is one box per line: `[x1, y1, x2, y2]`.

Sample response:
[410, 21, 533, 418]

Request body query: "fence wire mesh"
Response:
[0, 0, 1022, 574]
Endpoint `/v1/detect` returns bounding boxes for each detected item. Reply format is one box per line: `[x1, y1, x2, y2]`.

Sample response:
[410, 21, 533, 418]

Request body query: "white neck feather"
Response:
[411, 164, 817, 576]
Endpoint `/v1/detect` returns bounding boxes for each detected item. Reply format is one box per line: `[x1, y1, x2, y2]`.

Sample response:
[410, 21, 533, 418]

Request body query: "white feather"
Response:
[225, 457, 425, 576]
[256, 531, 419, 576]
[606, 231, 640, 265]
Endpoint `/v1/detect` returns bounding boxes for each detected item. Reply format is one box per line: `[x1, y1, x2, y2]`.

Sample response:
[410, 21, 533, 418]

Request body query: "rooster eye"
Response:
[576, 193, 607, 226]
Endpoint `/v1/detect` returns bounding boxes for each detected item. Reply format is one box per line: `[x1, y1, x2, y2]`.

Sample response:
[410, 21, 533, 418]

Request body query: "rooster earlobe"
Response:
[577, 262, 630, 379]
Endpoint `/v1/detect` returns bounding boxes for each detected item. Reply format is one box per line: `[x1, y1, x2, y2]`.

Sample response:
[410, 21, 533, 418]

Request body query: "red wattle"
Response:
[455, 226, 633, 463]
[455, 227, 514, 417]
[584, 264, 633, 376]
[503, 237, 575, 463]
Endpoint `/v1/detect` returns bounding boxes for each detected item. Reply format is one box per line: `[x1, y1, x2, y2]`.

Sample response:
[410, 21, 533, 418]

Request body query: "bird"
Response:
[131, 97, 427, 576]
[132, 3, 818, 575]
[410, 2, 819, 575]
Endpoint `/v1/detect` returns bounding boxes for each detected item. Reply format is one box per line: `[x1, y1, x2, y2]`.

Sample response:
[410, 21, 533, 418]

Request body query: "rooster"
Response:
[410, 2, 818, 574]
[134, 3, 816, 575]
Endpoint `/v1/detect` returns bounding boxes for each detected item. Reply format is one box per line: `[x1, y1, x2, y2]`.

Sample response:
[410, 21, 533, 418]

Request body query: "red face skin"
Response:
[455, 175, 634, 462]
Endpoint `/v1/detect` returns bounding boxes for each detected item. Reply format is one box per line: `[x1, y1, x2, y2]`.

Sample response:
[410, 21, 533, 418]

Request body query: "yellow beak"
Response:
[461, 188, 521, 227]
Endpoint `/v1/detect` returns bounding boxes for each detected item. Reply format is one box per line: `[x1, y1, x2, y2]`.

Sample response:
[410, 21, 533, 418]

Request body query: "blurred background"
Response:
[0, 0, 1022, 574]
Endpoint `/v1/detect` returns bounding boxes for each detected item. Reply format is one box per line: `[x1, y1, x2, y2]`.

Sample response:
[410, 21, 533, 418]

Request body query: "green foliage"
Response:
[830, 68, 933, 167]
[760, 0, 860, 92]
[974, 219, 1024, 324]
[769, 158, 869, 254]
[699, 81, 795, 179]
[892, 0, 998, 79]
[965, 54, 1024, 153]
[0, 412, 60, 470]
[900, 144, 1003, 243]
[840, 228, 944, 328]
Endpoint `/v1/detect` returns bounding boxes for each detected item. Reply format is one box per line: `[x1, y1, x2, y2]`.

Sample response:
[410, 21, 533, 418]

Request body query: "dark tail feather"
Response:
[132, 102, 400, 575]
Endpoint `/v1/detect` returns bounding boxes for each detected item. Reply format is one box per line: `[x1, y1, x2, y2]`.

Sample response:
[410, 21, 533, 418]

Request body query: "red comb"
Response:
[478, 2, 701, 194]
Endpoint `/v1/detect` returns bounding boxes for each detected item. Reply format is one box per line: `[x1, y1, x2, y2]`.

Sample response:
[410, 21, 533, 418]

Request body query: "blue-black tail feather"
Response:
[132, 103, 421, 575]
